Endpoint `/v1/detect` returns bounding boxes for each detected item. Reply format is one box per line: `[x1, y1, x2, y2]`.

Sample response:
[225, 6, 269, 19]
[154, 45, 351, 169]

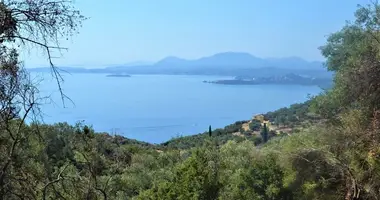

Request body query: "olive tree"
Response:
[0, 0, 85, 199]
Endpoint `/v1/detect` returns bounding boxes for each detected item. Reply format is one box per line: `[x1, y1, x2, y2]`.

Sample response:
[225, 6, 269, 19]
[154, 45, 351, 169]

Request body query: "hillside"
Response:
[161, 100, 319, 149]
[3, 1, 380, 199]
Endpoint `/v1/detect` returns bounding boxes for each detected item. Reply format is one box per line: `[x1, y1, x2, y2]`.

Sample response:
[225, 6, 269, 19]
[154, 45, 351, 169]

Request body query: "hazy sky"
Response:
[21, 0, 367, 68]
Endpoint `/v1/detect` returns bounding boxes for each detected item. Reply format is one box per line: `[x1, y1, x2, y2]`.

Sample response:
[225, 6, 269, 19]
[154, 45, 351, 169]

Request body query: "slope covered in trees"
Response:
[1, 1, 380, 199]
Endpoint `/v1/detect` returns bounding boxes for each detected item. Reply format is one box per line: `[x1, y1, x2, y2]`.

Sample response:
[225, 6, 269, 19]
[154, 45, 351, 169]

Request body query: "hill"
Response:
[154, 52, 323, 70]
[5, 2, 380, 199]
[28, 52, 333, 78]
[105, 52, 330, 77]
[161, 100, 320, 149]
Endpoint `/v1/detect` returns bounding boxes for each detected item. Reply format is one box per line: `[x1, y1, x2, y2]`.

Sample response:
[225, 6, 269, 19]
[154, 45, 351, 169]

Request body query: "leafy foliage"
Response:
[2, 1, 380, 200]
[161, 120, 255, 149]
[249, 119, 261, 131]
[265, 100, 321, 127]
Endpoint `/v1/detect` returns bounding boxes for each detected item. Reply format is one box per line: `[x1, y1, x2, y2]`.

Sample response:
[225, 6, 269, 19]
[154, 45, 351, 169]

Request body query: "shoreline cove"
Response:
[32, 73, 321, 143]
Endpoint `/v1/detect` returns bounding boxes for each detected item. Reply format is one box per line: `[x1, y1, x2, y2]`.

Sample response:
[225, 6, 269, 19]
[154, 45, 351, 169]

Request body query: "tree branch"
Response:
[42, 164, 69, 200]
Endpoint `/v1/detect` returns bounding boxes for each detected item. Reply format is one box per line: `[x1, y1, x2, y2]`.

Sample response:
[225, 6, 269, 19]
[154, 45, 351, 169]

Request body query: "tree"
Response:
[279, 116, 286, 127]
[313, 2, 380, 120]
[209, 125, 212, 137]
[275, 116, 280, 128]
[307, 2, 380, 199]
[0, 0, 85, 199]
[0, 0, 86, 103]
[137, 147, 221, 200]
[261, 123, 268, 143]
[249, 119, 261, 131]
[219, 152, 292, 200]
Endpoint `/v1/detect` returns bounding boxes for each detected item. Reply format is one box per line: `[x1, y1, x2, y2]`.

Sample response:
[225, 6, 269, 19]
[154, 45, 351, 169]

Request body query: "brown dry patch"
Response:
[253, 114, 265, 122]
[251, 131, 261, 135]
[274, 127, 292, 134]
[232, 132, 245, 137]
[242, 121, 251, 131]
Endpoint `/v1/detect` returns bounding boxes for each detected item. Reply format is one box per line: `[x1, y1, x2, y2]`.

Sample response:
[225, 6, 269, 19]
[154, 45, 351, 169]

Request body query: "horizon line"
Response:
[24, 51, 326, 69]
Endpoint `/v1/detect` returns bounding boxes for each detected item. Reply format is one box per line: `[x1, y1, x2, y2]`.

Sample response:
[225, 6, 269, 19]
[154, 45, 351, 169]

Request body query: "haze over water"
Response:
[34, 73, 321, 143]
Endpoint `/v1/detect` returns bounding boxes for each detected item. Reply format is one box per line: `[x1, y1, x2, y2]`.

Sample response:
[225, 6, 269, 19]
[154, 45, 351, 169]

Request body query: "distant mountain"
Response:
[155, 56, 189, 66]
[28, 52, 331, 78]
[122, 61, 154, 66]
[152, 52, 324, 70]
[265, 56, 324, 70]
[192, 52, 266, 68]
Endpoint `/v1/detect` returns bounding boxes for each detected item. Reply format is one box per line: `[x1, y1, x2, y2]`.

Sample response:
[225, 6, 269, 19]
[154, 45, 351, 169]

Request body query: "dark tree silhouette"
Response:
[261, 123, 268, 143]
[209, 125, 212, 137]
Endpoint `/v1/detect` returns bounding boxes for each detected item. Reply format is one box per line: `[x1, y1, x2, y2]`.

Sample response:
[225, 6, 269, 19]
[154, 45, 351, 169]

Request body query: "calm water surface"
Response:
[33, 73, 321, 143]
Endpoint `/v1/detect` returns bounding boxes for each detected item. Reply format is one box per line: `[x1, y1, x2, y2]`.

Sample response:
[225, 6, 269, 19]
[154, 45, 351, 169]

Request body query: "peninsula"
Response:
[204, 73, 332, 88]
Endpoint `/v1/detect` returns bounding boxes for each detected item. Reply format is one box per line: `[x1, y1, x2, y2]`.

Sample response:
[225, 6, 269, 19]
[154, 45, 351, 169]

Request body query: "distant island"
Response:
[106, 74, 131, 78]
[204, 73, 333, 88]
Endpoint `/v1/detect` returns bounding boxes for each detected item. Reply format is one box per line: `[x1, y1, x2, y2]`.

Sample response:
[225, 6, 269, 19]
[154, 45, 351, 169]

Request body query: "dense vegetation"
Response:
[161, 120, 263, 149]
[207, 73, 333, 88]
[1, 1, 380, 199]
[264, 100, 322, 127]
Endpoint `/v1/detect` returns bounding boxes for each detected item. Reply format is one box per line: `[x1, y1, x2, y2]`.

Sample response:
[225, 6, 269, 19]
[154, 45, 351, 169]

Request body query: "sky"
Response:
[21, 0, 368, 68]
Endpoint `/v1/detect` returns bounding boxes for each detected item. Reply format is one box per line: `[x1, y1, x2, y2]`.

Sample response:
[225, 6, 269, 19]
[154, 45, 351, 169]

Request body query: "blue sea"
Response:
[32, 73, 321, 144]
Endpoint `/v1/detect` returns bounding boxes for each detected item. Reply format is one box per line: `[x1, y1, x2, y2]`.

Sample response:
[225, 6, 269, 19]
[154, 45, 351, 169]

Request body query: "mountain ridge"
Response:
[28, 52, 330, 78]
[151, 52, 324, 70]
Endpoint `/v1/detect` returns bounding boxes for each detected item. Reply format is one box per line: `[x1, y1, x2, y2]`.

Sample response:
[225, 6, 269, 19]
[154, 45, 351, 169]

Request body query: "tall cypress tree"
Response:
[209, 125, 212, 137]
[261, 123, 268, 143]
